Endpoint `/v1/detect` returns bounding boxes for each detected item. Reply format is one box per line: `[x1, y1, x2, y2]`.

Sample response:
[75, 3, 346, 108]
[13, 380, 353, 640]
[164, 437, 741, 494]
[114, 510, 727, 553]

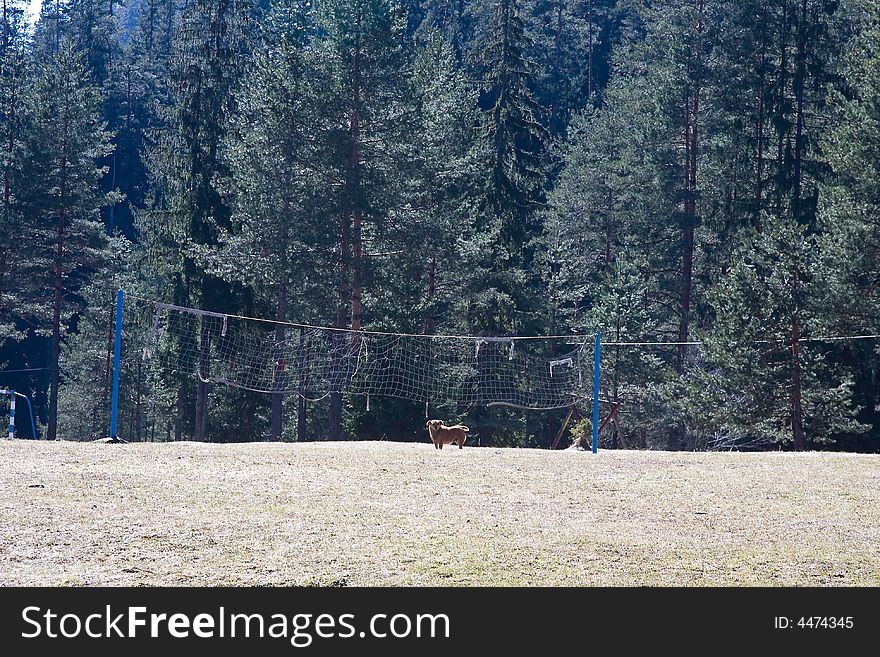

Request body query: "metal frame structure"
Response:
[1, 388, 37, 439]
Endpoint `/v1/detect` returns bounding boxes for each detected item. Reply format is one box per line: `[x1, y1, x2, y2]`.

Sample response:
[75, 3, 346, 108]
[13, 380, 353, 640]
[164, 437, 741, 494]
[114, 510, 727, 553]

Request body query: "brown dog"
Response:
[426, 419, 469, 449]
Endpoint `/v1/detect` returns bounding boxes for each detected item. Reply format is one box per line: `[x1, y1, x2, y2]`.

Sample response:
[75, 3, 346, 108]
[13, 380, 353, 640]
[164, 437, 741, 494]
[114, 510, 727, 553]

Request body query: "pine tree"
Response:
[563, 0, 717, 449]
[221, 2, 332, 440]
[482, 0, 546, 245]
[581, 256, 675, 449]
[135, 0, 177, 64]
[18, 42, 116, 440]
[547, 5, 701, 447]
[102, 42, 151, 238]
[415, 0, 470, 59]
[815, 0, 880, 450]
[693, 213, 865, 448]
[317, 0, 423, 439]
[56, 238, 130, 439]
[65, 0, 120, 83]
[0, 0, 29, 346]
[547, 94, 683, 447]
[342, 31, 489, 442]
[398, 32, 484, 336]
[472, 0, 548, 336]
[33, 0, 70, 57]
[817, 0, 880, 332]
[528, 0, 612, 135]
[109, 0, 179, 241]
[139, 0, 254, 441]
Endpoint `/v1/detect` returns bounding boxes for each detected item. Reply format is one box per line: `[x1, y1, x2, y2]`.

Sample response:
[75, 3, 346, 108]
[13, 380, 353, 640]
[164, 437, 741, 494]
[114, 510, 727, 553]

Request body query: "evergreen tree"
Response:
[316, 0, 423, 439]
[221, 2, 332, 440]
[0, 0, 29, 346]
[56, 237, 130, 439]
[345, 31, 487, 442]
[548, 92, 683, 446]
[392, 32, 483, 336]
[66, 0, 121, 83]
[33, 0, 70, 57]
[1, 0, 874, 450]
[528, 0, 613, 135]
[108, 0, 179, 240]
[580, 256, 674, 449]
[102, 41, 152, 238]
[18, 42, 116, 440]
[693, 213, 865, 448]
[817, 0, 880, 332]
[415, 0, 471, 59]
[547, 4, 701, 447]
[472, 0, 547, 335]
[139, 0, 254, 441]
[816, 0, 880, 450]
[135, 0, 177, 63]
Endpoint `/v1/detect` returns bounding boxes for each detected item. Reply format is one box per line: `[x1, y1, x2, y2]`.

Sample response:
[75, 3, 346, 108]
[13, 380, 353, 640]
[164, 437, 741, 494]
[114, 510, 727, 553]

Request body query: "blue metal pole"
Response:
[109, 289, 124, 439]
[591, 331, 601, 454]
[7, 390, 13, 440]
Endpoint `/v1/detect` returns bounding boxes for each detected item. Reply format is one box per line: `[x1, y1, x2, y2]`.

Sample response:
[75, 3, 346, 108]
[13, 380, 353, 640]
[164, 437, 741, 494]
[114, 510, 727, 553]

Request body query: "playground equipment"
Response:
[1, 388, 37, 439]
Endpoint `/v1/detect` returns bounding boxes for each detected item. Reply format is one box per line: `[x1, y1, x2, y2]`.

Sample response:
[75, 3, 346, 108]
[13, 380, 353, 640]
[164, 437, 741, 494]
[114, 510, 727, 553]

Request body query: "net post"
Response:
[109, 289, 124, 439]
[7, 390, 14, 440]
[591, 331, 601, 454]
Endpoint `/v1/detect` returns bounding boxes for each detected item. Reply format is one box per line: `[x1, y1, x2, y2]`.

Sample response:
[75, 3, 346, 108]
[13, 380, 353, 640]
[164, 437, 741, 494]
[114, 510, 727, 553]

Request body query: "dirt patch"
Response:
[0, 441, 877, 586]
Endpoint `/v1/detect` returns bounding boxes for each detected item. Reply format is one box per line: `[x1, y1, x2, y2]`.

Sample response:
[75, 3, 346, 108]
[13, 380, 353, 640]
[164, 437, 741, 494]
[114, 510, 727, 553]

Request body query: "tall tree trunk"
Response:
[790, 270, 806, 451]
[297, 329, 308, 442]
[351, 209, 363, 335]
[146, 0, 156, 51]
[788, 0, 809, 452]
[270, 281, 288, 441]
[134, 358, 143, 441]
[48, 218, 64, 441]
[792, 0, 809, 222]
[587, 0, 594, 99]
[550, 1, 563, 133]
[329, 14, 364, 441]
[163, 0, 174, 59]
[424, 255, 436, 333]
[174, 383, 184, 441]
[0, 28, 12, 308]
[678, 0, 703, 373]
[775, 2, 789, 218]
[671, 0, 703, 451]
[350, 25, 364, 338]
[755, 11, 767, 225]
[47, 134, 68, 441]
[54, 0, 61, 53]
[328, 222, 351, 441]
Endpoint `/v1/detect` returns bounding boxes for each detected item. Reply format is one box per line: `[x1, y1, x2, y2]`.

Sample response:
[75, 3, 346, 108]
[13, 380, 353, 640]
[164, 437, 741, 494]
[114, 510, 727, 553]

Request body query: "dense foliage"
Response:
[1, 0, 878, 451]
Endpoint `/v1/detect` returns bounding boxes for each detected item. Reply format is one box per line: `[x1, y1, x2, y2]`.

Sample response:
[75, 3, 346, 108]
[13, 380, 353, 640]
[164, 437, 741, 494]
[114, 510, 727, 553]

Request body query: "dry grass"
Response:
[0, 440, 878, 586]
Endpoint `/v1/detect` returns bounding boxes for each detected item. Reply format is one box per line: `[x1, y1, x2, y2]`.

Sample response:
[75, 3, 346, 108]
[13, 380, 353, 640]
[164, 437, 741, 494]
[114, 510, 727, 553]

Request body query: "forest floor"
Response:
[1, 440, 878, 586]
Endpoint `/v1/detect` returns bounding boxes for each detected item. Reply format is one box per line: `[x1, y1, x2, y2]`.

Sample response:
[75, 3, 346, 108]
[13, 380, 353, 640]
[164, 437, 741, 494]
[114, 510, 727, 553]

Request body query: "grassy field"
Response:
[1, 440, 878, 586]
